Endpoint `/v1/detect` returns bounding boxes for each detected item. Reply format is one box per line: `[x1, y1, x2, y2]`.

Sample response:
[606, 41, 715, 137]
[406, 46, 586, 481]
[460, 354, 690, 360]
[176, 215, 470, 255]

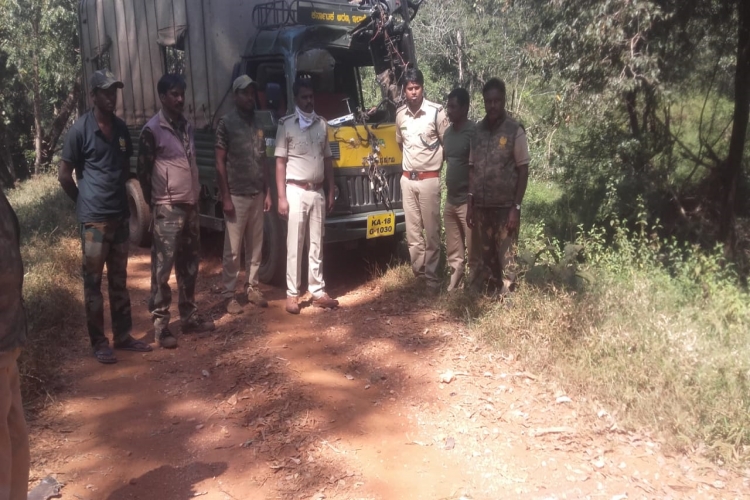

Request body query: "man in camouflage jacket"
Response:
[215, 75, 272, 314]
[467, 78, 530, 294]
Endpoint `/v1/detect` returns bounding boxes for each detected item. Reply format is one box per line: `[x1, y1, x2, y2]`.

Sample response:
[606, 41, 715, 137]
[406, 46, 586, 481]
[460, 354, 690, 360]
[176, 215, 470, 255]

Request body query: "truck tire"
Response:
[259, 211, 287, 285]
[126, 178, 152, 248]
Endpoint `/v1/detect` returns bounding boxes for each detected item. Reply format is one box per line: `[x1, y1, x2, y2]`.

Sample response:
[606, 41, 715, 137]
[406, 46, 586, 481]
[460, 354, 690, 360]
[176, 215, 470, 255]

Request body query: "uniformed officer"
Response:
[275, 77, 339, 314]
[215, 75, 271, 315]
[396, 68, 449, 290]
[467, 78, 530, 294]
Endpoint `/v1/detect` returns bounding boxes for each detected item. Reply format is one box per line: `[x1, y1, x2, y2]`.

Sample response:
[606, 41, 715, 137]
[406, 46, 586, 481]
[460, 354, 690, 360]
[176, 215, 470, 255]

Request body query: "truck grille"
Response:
[343, 169, 402, 208]
[329, 141, 340, 159]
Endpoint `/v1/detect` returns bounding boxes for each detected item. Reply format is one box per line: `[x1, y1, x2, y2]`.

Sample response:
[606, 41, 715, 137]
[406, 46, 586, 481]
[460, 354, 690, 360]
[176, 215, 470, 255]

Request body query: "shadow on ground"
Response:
[29, 232, 450, 498]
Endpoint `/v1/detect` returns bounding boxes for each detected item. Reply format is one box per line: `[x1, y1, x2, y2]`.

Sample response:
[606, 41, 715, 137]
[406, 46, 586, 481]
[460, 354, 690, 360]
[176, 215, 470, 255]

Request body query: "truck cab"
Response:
[78, 0, 418, 283]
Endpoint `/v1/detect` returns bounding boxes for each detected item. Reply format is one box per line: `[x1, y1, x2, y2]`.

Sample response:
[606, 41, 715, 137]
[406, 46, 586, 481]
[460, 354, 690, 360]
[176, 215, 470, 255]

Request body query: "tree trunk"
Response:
[31, 14, 43, 176]
[718, 0, 750, 253]
[40, 80, 81, 167]
[456, 29, 464, 85]
[625, 91, 640, 137]
[0, 118, 17, 187]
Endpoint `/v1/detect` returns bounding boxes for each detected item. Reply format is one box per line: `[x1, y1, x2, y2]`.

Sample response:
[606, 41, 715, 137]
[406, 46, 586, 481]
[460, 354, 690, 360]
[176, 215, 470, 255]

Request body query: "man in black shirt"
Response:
[59, 70, 152, 364]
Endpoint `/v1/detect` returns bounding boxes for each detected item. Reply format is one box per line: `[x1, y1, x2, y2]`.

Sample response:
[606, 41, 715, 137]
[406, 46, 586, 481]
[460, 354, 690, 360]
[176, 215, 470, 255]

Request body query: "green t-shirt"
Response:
[443, 120, 476, 206]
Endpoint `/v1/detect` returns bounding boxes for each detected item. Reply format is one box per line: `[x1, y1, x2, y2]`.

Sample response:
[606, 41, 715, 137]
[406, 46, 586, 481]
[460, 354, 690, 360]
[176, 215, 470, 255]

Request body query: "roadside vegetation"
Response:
[378, 179, 750, 464]
[6, 174, 83, 403]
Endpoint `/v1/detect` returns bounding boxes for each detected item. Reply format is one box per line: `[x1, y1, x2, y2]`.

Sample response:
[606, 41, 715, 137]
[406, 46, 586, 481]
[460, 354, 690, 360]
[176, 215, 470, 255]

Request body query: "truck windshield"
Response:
[295, 48, 391, 123]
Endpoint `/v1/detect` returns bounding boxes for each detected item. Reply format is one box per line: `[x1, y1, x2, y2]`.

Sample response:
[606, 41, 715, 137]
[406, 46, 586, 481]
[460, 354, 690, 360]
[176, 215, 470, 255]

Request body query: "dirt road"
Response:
[27, 241, 747, 499]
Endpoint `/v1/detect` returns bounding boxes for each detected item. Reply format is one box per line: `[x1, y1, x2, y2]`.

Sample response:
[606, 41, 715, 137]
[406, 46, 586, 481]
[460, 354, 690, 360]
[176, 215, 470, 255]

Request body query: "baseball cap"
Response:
[90, 70, 124, 90]
[232, 75, 257, 93]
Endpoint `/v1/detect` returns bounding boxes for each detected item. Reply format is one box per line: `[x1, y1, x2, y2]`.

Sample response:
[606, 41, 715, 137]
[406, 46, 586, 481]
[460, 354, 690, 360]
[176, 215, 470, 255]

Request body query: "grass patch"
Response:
[378, 179, 750, 464]
[6, 173, 83, 404]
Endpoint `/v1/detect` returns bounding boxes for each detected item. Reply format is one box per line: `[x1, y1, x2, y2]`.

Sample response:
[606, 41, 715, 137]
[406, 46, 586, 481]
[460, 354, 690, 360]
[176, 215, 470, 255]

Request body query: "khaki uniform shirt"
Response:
[395, 99, 449, 172]
[274, 114, 332, 184]
[470, 115, 530, 208]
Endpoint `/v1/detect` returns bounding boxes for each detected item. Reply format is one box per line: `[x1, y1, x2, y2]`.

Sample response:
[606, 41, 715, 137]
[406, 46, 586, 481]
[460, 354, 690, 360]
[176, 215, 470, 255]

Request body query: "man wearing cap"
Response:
[59, 70, 152, 364]
[215, 75, 271, 314]
[137, 74, 215, 349]
[396, 68, 449, 291]
[275, 77, 339, 314]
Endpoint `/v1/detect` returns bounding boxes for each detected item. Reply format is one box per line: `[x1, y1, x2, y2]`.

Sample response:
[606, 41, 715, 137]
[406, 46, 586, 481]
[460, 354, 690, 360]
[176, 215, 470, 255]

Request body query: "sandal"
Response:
[114, 337, 154, 352]
[93, 345, 117, 364]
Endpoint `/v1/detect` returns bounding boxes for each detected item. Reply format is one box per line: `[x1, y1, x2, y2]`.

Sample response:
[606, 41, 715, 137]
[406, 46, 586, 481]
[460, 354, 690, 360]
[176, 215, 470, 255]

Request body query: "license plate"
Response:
[366, 212, 395, 239]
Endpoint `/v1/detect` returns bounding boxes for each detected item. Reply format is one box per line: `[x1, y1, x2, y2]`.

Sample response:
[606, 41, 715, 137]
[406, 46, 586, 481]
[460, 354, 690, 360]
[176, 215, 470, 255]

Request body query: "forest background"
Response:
[2, 0, 750, 464]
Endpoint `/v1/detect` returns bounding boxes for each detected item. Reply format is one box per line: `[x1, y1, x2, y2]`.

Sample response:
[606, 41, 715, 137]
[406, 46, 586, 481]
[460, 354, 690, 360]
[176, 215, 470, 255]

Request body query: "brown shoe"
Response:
[246, 287, 268, 307]
[285, 296, 300, 314]
[226, 298, 243, 315]
[312, 293, 339, 309]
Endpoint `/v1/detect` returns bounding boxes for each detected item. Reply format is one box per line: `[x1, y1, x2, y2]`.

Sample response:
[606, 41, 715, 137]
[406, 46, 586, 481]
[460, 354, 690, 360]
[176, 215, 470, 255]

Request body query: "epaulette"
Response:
[278, 114, 295, 124]
[424, 100, 444, 112]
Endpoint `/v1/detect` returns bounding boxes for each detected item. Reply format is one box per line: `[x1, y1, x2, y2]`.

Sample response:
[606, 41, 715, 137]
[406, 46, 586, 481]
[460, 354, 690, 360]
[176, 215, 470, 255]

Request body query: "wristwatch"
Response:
[514, 203, 521, 210]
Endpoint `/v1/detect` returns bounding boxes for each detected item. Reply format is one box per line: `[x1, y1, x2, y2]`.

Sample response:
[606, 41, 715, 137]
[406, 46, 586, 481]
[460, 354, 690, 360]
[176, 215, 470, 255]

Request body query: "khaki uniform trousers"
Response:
[400, 175, 441, 287]
[0, 349, 29, 500]
[222, 193, 264, 298]
[443, 201, 480, 291]
[286, 184, 326, 298]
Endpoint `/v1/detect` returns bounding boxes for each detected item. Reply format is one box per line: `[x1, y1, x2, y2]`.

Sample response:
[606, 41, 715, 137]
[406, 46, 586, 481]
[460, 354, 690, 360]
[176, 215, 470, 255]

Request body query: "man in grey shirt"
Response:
[443, 88, 479, 291]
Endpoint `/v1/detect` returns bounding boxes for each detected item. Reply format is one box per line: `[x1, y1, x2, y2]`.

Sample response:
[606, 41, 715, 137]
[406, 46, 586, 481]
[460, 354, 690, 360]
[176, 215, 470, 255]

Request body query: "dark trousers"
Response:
[80, 218, 132, 347]
[149, 204, 200, 330]
[469, 207, 518, 292]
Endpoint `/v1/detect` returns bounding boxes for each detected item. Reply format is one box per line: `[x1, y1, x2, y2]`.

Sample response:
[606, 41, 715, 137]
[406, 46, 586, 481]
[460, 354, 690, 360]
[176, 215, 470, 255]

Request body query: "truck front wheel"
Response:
[259, 211, 287, 285]
[126, 178, 151, 248]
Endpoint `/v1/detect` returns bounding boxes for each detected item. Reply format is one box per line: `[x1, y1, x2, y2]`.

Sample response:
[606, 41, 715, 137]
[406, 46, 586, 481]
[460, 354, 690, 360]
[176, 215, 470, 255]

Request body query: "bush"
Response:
[466, 201, 750, 462]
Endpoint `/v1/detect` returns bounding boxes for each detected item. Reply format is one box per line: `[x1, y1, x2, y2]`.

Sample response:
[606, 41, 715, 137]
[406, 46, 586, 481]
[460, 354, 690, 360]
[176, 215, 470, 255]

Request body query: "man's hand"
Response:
[277, 197, 289, 219]
[222, 198, 235, 219]
[327, 191, 335, 214]
[505, 207, 520, 233]
[264, 191, 272, 212]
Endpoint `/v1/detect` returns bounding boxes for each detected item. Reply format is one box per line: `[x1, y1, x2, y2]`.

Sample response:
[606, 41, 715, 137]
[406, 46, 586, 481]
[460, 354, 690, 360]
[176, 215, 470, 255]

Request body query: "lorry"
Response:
[77, 0, 421, 283]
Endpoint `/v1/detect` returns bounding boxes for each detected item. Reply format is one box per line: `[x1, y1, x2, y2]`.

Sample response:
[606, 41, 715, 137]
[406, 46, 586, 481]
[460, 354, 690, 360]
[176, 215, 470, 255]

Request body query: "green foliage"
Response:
[461, 192, 750, 462]
[0, 0, 79, 177]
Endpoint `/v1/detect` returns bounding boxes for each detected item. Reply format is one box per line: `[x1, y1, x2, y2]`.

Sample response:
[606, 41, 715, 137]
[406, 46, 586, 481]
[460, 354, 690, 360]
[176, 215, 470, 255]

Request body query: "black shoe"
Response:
[156, 328, 178, 349]
[181, 315, 216, 334]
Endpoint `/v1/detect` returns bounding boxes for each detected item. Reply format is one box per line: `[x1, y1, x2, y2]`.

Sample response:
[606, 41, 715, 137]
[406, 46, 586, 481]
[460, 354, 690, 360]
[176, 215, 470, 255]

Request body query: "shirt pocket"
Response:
[289, 137, 310, 156]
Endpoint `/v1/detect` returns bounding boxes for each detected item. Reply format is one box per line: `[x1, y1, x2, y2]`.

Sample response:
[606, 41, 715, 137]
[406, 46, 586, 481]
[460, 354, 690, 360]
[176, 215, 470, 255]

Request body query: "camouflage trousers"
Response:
[80, 218, 132, 348]
[149, 204, 200, 331]
[468, 207, 518, 293]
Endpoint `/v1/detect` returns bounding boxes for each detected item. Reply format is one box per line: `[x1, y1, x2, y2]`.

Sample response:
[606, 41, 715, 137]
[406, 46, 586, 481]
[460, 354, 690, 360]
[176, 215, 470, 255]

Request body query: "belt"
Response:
[286, 179, 323, 191]
[403, 171, 440, 181]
